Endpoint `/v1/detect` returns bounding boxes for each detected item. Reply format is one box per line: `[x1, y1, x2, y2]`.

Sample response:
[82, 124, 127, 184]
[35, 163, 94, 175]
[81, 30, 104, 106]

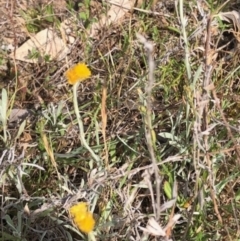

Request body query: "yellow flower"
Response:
[65, 63, 91, 85]
[74, 212, 95, 233]
[69, 202, 95, 234]
[70, 202, 88, 221]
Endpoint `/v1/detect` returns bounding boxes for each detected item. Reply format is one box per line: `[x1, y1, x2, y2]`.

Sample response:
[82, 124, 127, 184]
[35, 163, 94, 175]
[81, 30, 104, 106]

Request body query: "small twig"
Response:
[202, 15, 223, 224]
[101, 82, 109, 169]
[105, 0, 170, 17]
[7, 0, 18, 80]
[136, 33, 161, 221]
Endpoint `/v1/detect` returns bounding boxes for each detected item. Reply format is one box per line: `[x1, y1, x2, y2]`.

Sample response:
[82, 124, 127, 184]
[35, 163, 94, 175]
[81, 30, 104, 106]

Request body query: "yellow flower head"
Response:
[65, 63, 91, 85]
[69, 202, 95, 234]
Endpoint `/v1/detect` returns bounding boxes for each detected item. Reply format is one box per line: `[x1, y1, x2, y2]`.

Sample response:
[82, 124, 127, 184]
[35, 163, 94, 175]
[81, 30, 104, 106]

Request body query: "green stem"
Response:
[73, 83, 100, 163]
[88, 232, 97, 241]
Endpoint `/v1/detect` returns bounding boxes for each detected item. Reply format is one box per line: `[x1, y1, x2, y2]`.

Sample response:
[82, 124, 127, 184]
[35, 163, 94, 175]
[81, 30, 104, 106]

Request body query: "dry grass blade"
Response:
[136, 33, 161, 220]
[101, 82, 109, 169]
[41, 132, 61, 180]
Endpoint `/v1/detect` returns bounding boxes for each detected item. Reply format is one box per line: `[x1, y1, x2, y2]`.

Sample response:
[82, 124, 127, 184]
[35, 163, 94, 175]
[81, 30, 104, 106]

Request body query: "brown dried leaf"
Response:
[9, 109, 32, 123]
[9, 28, 69, 63]
[141, 218, 166, 236]
[88, 0, 136, 38]
[217, 10, 240, 31]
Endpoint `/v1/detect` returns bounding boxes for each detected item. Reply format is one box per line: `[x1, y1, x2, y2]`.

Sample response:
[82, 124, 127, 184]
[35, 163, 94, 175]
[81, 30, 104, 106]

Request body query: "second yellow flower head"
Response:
[65, 63, 91, 85]
[69, 202, 95, 234]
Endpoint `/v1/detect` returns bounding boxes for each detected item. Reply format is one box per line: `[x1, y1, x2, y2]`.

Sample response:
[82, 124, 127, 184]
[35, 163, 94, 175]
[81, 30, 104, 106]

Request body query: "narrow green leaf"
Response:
[164, 181, 172, 199]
